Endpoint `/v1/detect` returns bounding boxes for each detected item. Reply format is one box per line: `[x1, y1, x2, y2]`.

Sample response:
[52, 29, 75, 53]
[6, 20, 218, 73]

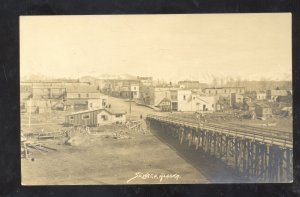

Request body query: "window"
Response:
[78, 94, 81, 98]
[212, 104, 214, 108]
[86, 93, 89, 97]
[183, 95, 186, 100]
[101, 115, 108, 120]
[82, 114, 90, 119]
[115, 114, 123, 118]
[69, 116, 74, 120]
[193, 97, 195, 100]
[90, 103, 93, 107]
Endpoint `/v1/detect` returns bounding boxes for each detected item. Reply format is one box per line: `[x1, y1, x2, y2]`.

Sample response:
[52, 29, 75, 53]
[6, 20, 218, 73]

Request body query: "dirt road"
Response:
[107, 96, 163, 118]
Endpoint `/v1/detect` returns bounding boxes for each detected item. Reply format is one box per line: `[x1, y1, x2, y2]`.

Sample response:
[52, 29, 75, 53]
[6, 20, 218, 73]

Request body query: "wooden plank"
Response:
[279, 148, 283, 182]
[242, 140, 246, 174]
[286, 149, 291, 182]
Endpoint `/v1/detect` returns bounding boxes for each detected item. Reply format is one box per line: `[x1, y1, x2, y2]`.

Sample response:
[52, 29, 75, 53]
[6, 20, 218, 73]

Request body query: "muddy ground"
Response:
[22, 127, 210, 185]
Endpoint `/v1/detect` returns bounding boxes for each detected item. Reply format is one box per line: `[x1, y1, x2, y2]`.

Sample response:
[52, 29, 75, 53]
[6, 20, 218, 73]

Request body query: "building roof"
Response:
[67, 108, 126, 116]
[204, 87, 245, 90]
[178, 80, 199, 83]
[255, 103, 270, 108]
[157, 97, 171, 106]
[66, 85, 99, 93]
[245, 102, 256, 107]
[269, 90, 288, 95]
[138, 76, 152, 80]
[65, 100, 88, 105]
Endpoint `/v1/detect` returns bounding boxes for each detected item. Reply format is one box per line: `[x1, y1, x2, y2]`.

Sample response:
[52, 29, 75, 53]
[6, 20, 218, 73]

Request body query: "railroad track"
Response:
[147, 114, 293, 148]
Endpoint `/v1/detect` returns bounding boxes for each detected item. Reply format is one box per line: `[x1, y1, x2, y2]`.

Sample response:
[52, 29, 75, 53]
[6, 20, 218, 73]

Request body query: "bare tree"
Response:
[235, 76, 241, 87]
[260, 77, 268, 90]
[212, 76, 218, 87]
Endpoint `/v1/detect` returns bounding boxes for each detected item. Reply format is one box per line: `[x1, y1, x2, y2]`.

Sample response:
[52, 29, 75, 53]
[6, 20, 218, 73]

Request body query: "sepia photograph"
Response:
[20, 13, 292, 185]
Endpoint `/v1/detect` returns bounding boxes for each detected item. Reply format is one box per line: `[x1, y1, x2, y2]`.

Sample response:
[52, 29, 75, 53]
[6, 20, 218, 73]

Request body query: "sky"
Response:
[20, 13, 292, 83]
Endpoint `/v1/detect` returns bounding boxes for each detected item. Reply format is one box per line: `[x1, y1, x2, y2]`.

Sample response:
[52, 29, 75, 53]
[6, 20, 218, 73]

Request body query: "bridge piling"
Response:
[146, 115, 293, 182]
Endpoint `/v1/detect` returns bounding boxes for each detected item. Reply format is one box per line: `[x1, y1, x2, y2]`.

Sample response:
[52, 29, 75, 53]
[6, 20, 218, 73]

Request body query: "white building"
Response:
[97, 109, 126, 125]
[256, 91, 267, 100]
[177, 90, 216, 112]
[130, 84, 140, 99]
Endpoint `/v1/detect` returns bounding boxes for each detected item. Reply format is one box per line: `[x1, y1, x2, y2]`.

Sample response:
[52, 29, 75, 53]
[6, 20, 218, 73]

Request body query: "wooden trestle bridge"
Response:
[146, 114, 293, 182]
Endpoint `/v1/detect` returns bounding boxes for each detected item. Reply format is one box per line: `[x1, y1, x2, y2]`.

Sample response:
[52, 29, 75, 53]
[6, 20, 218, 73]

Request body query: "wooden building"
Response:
[255, 103, 272, 118]
[157, 98, 172, 111]
[66, 85, 101, 99]
[65, 108, 126, 126]
[266, 89, 288, 101]
[243, 102, 256, 112]
[97, 109, 126, 125]
[203, 87, 245, 96]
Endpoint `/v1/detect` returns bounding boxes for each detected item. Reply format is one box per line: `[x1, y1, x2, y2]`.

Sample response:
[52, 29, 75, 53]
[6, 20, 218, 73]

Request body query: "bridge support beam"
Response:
[146, 118, 293, 183]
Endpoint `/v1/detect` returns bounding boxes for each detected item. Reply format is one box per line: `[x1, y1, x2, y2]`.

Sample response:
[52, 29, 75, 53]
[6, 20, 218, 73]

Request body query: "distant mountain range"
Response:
[21, 73, 292, 90]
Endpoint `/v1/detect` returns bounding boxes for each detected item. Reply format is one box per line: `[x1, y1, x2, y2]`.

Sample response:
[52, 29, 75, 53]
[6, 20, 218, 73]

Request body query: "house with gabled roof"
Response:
[65, 108, 126, 126]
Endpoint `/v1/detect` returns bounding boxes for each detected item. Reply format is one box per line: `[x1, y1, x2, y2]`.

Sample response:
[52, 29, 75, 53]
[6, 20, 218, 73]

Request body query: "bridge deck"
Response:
[146, 114, 293, 182]
[147, 114, 292, 148]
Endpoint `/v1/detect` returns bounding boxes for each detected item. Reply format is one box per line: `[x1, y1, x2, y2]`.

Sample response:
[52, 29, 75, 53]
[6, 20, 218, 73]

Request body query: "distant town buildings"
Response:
[177, 90, 217, 112]
[178, 81, 208, 89]
[255, 103, 272, 118]
[66, 85, 100, 99]
[203, 87, 245, 96]
[255, 91, 267, 100]
[20, 76, 292, 120]
[266, 89, 289, 101]
[20, 81, 108, 114]
[137, 76, 153, 86]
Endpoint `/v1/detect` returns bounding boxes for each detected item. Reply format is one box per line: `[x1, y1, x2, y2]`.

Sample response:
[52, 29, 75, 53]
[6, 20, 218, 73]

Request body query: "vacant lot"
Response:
[22, 127, 211, 185]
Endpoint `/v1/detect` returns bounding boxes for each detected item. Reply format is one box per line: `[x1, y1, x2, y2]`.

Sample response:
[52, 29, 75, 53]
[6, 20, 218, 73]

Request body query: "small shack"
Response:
[97, 109, 126, 125]
[157, 98, 172, 112]
[65, 109, 102, 126]
[243, 102, 256, 112]
[65, 108, 126, 126]
[255, 103, 272, 118]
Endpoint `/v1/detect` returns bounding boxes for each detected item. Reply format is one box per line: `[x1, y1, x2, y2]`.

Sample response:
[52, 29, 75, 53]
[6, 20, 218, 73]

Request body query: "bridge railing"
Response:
[146, 114, 293, 148]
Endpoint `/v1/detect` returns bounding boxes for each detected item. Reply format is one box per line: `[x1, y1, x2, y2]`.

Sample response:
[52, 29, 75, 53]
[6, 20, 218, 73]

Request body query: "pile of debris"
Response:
[64, 126, 92, 146]
[125, 120, 149, 134]
[21, 133, 58, 159]
[110, 131, 131, 140]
